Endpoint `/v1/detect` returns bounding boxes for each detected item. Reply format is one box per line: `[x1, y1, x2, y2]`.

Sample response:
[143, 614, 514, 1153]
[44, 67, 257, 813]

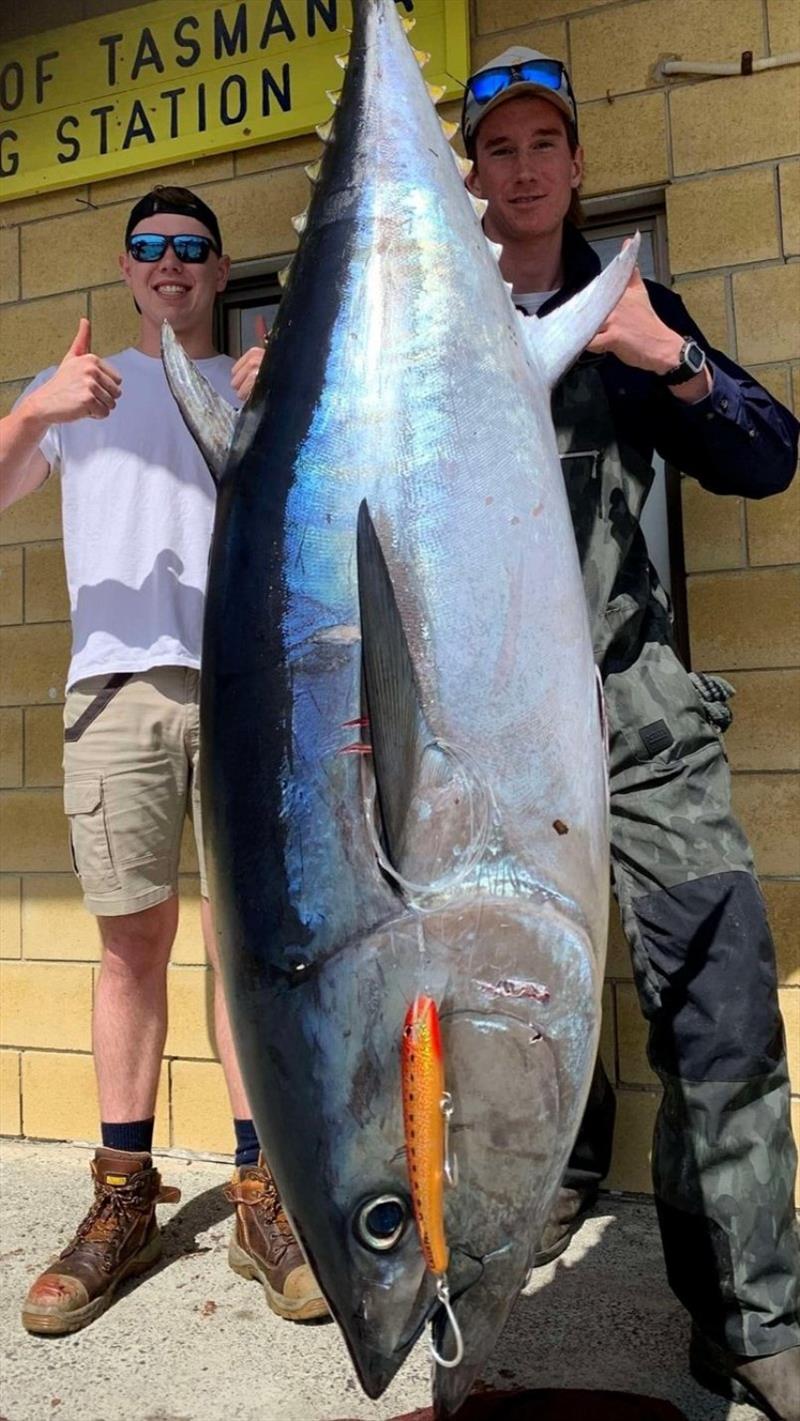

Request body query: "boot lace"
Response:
[224, 1170, 296, 1263]
[61, 1171, 154, 1274]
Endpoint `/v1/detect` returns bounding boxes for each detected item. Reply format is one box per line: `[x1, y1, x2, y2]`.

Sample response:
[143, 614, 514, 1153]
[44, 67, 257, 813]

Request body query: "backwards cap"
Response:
[125, 185, 222, 253]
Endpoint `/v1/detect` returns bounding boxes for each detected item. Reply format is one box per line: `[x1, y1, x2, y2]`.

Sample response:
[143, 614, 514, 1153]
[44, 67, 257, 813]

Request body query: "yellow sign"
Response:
[0, 0, 470, 202]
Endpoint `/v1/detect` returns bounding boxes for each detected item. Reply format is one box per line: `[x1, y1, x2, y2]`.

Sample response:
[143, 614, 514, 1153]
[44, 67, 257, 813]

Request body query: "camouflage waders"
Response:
[554, 358, 800, 1358]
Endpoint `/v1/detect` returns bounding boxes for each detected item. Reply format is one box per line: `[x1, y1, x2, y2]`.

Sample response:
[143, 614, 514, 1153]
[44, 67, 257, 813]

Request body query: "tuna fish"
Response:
[163, 1, 638, 1411]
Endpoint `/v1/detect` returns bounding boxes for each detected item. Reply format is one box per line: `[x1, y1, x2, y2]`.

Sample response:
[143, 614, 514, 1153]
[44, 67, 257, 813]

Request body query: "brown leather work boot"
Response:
[21, 1148, 181, 1336]
[690, 1329, 800, 1421]
[225, 1155, 328, 1322]
[532, 1181, 599, 1267]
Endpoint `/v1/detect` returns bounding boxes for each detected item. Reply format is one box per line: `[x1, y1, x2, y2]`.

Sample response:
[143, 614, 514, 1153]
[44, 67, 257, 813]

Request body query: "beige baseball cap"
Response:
[461, 47, 578, 151]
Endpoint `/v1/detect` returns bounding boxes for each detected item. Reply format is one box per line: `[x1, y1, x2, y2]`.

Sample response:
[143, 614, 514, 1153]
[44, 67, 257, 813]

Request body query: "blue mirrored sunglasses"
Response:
[127, 233, 219, 264]
[467, 59, 576, 124]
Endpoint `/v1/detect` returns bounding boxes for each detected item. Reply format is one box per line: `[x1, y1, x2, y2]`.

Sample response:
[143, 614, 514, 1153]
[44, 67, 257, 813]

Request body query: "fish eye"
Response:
[354, 1194, 408, 1252]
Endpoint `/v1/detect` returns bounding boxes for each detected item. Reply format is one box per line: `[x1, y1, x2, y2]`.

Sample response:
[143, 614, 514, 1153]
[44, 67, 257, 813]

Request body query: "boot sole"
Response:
[532, 1228, 577, 1269]
[21, 1230, 163, 1337]
[228, 1237, 329, 1323]
[690, 1353, 780, 1421]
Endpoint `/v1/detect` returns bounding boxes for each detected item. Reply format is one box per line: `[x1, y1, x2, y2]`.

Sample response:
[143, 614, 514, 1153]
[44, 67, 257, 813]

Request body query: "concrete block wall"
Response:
[1, 0, 799, 1193]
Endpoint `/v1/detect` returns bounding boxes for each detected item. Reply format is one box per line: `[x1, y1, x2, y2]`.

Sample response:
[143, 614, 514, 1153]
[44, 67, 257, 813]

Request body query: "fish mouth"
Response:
[342, 1250, 486, 1401]
[325, 1238, 435, 1401]
[349, 1343, 414, 1401]
[340, 1286, 432, 1399]
[341, 1236, 527, 1411]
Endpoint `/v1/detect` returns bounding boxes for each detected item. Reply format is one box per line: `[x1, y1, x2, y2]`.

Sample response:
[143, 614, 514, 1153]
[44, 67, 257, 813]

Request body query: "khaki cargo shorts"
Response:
[62, 667, 207, 916]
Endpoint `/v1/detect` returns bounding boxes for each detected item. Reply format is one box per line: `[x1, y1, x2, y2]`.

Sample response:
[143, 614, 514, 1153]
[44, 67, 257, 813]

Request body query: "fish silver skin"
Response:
[164, 1, 637, 1412]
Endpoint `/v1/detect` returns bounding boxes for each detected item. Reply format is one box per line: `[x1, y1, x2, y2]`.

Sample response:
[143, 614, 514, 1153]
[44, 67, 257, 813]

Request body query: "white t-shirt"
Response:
[514, 290, 558, 316]
[20, 348, 238, 689]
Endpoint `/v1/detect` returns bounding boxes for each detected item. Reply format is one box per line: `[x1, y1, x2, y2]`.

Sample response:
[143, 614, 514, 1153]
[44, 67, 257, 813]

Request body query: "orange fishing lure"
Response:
[401, 994, 449, 1276]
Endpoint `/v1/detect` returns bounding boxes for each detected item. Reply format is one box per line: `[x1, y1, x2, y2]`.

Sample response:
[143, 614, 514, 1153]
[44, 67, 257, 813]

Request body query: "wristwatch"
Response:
[662, 337, 708, 386]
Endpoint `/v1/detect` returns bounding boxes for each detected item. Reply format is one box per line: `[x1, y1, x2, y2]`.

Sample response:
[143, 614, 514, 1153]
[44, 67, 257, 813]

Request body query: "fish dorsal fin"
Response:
[520, 233, 640, 389]
[356, 500, 429, 875]
[161, 321, 237, 485]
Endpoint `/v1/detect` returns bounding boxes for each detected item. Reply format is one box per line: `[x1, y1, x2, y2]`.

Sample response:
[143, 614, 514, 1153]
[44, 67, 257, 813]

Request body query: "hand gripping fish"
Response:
[163, 0, 638, 1412]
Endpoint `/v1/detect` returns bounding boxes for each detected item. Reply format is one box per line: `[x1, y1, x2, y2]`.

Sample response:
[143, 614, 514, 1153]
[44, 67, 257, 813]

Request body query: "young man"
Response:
[0, 185, 327, 1333]
[462, 48, 799, 1420]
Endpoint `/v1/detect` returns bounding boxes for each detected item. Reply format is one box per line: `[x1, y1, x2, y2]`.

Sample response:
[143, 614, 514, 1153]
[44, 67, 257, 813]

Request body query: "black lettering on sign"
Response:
[307, 0, 337, 36]
[57, 114, 80, 164]
[220, 73, 247, 125]
[174, 16, 201, 69]
[36, 52, 59, 105]
[395, 0, 414, 11]
[197, 82, 207, 132]
[90, 103, 114, 155]
[132, 27, 165, 80]
[161, 87, 186, 139]
[259, 0, 296, 49]
[215, 5, 248, 59]
[0, 130, 19, 178]
[98, 34, 123, 87]
[261, 62, 291, 114]
[0, 62, 24, 112]
[122, 99, 156, 149]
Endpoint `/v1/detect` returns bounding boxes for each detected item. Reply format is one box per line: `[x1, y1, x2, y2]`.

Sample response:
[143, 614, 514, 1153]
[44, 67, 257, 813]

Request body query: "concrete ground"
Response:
[0, 1139, 765, 1421]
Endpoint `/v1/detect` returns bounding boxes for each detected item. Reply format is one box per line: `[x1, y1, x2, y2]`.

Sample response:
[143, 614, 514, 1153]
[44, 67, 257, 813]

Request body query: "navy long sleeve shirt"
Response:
[542, 226, 798, 500]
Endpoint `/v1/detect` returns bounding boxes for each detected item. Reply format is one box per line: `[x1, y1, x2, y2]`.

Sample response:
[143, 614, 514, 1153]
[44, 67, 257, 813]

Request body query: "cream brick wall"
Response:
[0, 0, 797, 1195]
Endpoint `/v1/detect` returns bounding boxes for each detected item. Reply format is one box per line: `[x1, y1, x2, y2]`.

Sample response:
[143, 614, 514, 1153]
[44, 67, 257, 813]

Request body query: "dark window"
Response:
[215, 257, 285, 356]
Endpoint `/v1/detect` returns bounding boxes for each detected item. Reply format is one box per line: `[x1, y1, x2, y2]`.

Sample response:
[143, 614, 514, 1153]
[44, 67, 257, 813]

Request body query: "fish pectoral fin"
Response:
[161, 321, 237, 485]
[356, 500, 430, 875]
[520, 232, 640, 389]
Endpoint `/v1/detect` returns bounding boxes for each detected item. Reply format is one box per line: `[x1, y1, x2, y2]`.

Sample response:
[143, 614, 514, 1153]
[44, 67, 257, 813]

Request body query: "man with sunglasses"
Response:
[0, 185, 328, 1336]
[461, 48, 799, 1419]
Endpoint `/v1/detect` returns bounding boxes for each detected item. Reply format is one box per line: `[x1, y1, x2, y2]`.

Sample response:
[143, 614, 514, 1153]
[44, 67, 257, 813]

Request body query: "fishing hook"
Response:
[441, 1092, 459, 1188]
[429, 1276, 464, 1370]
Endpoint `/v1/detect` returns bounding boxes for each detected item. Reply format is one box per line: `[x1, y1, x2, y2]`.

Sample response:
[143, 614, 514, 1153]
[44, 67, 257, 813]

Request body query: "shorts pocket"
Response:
[100, 760, 181, 871]
[63, 776, 118, 891]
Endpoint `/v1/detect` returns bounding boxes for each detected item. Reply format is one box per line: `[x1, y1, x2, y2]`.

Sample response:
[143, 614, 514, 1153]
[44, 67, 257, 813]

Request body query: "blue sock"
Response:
[101, 1117, 154, 1154]
[234, 1117, 260, 1168]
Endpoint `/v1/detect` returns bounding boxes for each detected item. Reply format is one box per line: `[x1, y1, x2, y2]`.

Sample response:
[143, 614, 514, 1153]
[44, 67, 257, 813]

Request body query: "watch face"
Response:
[686, 341, 705, 373]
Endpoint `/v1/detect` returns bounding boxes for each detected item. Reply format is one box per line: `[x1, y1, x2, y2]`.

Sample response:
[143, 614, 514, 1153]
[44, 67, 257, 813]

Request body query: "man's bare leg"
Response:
[200, 894, 250, 1118]
[94, 898, 178, 1120]
[22, 897, 180, 1335]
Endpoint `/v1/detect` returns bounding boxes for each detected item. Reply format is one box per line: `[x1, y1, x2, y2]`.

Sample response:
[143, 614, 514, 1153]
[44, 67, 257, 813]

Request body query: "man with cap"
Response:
[461, 47, 799, 1420]
[0, 185, 328, 1334]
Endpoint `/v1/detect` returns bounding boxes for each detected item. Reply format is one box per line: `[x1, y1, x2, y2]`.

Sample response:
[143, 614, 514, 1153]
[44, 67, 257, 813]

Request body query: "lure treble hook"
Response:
[429, 1275, 465, 1369]
[441, 1091, 459, 1188]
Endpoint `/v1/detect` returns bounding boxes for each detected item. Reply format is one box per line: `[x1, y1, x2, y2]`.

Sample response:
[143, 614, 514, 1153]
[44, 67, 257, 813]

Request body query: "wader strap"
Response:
[689, 671, 735, 732]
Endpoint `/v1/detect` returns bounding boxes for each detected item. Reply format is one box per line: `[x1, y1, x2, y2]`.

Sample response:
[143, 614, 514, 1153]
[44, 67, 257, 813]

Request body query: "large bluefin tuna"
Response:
[163, 1, 638, 1411]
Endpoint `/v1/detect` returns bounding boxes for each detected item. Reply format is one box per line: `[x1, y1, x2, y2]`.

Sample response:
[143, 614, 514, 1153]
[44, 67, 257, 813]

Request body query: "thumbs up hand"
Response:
[30, 318, 123, 424]
[230, 313, 268, 403]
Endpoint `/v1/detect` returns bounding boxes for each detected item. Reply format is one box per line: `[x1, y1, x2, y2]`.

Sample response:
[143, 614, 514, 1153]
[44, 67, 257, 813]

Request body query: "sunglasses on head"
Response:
[465, 59, 577, 127]
[127, 233, 219, 263]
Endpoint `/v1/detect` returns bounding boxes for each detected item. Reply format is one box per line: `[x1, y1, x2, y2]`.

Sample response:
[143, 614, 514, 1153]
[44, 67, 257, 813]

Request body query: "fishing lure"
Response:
[401, 994, 463, 1368]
